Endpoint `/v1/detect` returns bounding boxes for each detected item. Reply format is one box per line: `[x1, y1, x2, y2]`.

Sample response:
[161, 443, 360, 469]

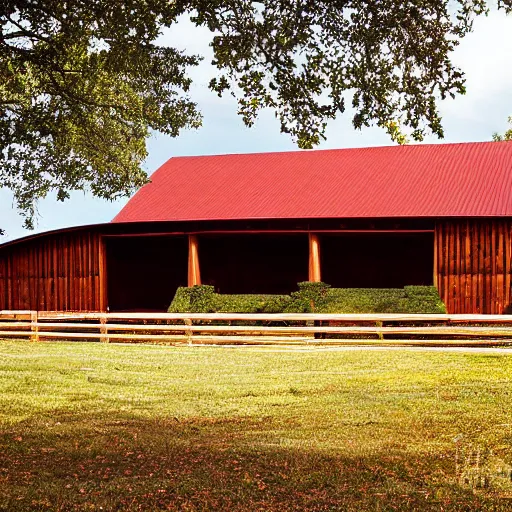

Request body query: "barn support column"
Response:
[188, 235, 201, 286]
[308, 233, 321, 282]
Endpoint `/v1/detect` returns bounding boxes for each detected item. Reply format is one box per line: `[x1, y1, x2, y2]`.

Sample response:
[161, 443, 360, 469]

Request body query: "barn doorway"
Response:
[105, 236, 188, 311]
[200, 234, 309, 294]
[321, 232, 434, 288]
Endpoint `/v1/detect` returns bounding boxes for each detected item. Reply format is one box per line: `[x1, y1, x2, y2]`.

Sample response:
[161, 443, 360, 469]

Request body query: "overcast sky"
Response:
[2, 9, 512, 242]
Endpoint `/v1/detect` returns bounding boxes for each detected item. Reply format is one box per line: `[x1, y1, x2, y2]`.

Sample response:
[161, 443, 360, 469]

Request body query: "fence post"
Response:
[30, 311, 39, 342]
[376, 320, 384, 340]
[100, 314, 109, 343]
[184, 318, 193, 345]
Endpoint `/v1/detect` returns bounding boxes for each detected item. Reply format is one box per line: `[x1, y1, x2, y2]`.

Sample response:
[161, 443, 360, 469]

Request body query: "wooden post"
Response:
[99, 314, 109, 343]
[30, 311, 39, 342]
[308, 233, 321, 282]
[188, 235, 201, 287]
[184, 318, 193, 345]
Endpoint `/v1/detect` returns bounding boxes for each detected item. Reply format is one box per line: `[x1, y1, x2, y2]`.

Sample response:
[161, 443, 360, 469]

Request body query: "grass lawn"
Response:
[1, 341, 512, 511]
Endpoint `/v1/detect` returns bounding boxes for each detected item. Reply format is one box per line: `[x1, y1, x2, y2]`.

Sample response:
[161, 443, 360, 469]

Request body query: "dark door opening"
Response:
[321, 232, 434, 288]
[200, 234, 308, 294]
[106, 236, 187, 311]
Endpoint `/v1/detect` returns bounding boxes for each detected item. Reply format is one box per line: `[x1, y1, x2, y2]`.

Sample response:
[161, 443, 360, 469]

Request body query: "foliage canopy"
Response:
[2, 0, 512, 227]
[493, 116, 512, 142]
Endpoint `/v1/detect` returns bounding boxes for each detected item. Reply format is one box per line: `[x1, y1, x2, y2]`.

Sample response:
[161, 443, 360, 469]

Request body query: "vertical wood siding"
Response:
[0, 231, 105, 311]
[436, 219, 512, 314]
[2, 220, 511, 314]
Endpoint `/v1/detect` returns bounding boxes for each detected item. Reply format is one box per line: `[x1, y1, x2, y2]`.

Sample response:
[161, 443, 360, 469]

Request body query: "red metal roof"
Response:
[113, 141, 512, 222]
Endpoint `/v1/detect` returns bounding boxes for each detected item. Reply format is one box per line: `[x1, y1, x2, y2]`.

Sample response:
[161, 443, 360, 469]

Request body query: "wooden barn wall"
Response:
[2, 218, 512, 314]
[435, 219, 512, 314]
[0, 231, 104, 311]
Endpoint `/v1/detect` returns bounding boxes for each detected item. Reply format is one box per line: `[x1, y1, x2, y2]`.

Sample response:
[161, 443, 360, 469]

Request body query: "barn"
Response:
[1, 141, 512, 314]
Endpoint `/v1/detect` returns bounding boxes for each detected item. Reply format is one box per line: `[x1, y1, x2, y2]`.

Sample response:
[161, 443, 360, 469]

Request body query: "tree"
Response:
[493, 116, 512, 141]
[2, 0, 512, 228]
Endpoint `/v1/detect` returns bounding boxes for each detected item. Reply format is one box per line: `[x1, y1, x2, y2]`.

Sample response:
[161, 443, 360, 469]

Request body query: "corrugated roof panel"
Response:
[112, 141, 512, 222]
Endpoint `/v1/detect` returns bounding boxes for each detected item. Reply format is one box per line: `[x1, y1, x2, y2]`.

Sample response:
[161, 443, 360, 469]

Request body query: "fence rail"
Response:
[2, 310, 512, 346]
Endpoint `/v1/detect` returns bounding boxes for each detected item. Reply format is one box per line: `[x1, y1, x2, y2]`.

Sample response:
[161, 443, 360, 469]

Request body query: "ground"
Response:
[1, 341, 512, 511]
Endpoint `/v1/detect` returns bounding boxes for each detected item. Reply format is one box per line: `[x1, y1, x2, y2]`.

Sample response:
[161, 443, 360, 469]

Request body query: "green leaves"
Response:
[1, 1, 505, 227]
[168, 283, 446, 314]
[493, 116, 512, 142]
[1, 1, 200, 228]
[197, 0, 482, 148]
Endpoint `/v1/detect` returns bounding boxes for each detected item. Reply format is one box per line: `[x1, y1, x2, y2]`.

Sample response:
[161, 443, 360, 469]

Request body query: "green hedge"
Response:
[214, 294, 291, 313]
[168, 283, 446, 314]
[317, 286, 446, 314]
[168, 286, 291, 314]
[167, 285, 216, 313]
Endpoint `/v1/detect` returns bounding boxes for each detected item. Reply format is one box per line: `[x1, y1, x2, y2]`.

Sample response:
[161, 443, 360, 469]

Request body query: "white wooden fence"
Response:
[2, 311, 512, 346]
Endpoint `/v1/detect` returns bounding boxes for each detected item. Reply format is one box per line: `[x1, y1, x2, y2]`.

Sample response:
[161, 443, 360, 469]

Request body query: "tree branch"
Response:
[5, 14, 51, 43]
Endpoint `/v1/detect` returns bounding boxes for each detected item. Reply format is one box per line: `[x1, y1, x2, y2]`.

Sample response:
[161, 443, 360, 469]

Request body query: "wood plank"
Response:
[491, 220, 497, 313]
[438, 222, 445, 307]
[6, 255, 12, 310]
[485, 220, 491, 311]
[98, 236, 107, 311]
[0, 324, 31, 330]
[447, 221, 454, 313]
[92, 234, 99, 310]
[433, 222, 439, 290]
[506, 223, 512, 312]
[27, 322, 512, 336]
[87, 232, 93, 310]
[477, 221, 484, 313]
[455, 221, 461, 314]
[52, 237, 58, 310]
[496, 221, 505, 313]
[104, 229, 435, 237]
[0, 257, 5, 310]
[464, 220, 471, 314]
[33, 310, 512, 323]
[1, 331, 511, 347]
[0, 310, 33, 317]
[34, 311, 447, 321]
[471, 221, 478, 314]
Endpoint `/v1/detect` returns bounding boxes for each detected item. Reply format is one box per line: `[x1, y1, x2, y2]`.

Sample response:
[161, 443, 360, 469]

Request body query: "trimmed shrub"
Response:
[402, 286, 446, 314]
[168, 284, 446, 314]
[168, 285, 216, 313]
[296, 281, 331, 299]
[284, 281, 332, 313]
[213, 294, 291, 313]
[168, 286, 290, 313]
[316, 288, 403, 313]
[314, 286, 446, 314]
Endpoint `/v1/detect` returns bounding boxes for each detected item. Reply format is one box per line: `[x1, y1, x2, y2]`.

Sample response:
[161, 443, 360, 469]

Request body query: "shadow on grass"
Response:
[1, 412, 510, 512]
